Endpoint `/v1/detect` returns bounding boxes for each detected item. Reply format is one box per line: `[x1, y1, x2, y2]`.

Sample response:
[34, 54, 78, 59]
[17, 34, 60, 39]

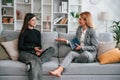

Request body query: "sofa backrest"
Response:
[57, 32, 114, 58]
[0, 30, 19, 41]
[41, 32, 58, 57]
[0, 30, 59, 57]
[58, 32, 75, 58]
[0, 30, 114, 58]
[97, 32, 113, 42]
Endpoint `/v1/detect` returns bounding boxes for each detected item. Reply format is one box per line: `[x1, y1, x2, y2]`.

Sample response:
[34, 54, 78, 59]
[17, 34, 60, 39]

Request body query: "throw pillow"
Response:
[97, 41, 116, 57]
[0, 37, 10, 60]
[97, 48, 120, 64]
[1, 39, 19, 61]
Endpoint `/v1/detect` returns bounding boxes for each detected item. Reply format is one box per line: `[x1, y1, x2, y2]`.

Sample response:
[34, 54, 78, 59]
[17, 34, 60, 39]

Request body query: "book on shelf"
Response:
[69, 38, 80, 50]
[63, 18, 68, 24]
[54, 16, 64, 24]
[59, 17, 68, 24]
[61, 1, 68, 13]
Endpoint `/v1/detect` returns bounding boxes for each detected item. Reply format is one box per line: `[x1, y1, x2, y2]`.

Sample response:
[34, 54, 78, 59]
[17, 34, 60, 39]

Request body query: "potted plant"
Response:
[111, 21, 120, 48]
[6, 0, 12, 6]
[70, 12, 80, 21]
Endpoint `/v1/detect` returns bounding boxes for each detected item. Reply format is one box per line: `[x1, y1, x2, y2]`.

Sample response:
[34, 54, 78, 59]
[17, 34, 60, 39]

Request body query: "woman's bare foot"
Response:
[49, 66, 63, 77]
[49, 70, 61, 77]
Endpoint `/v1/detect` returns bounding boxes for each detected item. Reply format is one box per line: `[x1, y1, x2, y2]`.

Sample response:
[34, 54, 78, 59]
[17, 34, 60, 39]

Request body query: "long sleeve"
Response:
[37, 31, 42, 49]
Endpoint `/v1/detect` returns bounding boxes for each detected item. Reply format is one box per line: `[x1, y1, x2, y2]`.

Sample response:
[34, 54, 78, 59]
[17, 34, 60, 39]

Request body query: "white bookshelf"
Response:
[0, 0, 15, 30]
[68, 0, 82, 33]
[0, 0, 82, 33]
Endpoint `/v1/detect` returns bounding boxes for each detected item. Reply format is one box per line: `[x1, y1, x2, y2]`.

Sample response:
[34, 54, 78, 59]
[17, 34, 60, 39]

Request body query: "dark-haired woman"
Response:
[18, 13, 55, 80]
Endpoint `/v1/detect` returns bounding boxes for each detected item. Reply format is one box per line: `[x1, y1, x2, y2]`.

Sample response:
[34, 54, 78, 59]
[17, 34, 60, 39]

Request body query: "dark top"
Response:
[18, 28, 42, 55]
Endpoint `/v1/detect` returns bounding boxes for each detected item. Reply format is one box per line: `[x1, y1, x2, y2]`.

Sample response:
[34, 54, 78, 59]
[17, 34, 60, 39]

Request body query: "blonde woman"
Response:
[49, 11, 98, 77]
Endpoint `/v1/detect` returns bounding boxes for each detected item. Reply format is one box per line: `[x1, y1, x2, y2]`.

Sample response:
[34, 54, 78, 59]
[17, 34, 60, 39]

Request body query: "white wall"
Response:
[82, 0, 120, 33]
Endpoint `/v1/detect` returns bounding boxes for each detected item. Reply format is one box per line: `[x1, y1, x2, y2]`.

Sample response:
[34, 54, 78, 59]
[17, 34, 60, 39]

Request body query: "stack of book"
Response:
[53, 16, 64, 24]
[54, 16, 68, 24]
[61, 1, 68, 13]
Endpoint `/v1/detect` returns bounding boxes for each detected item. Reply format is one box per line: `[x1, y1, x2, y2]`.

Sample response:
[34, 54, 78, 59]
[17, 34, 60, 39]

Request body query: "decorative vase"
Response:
[7, 3, 12, 6]
[45, 16, 50, 31]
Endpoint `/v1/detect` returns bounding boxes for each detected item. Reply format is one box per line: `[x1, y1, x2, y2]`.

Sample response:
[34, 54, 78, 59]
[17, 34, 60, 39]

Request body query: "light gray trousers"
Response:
[60, 51, 94, 68]
[19, 47, 55, 80]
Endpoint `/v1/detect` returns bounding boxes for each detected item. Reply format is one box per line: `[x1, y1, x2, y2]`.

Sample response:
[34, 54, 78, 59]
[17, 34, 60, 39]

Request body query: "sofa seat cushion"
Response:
[62, 62, 120, 75]
[0, 60, 28, 76]
[0, 58, 59, 76]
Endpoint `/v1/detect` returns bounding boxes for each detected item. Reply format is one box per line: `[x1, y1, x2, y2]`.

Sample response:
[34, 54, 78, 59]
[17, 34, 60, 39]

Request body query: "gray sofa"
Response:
[0, 30, 120, 80]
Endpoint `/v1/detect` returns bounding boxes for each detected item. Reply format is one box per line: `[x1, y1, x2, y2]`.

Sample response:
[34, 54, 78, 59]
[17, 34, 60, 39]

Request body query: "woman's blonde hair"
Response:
[80, 11, 95, 28]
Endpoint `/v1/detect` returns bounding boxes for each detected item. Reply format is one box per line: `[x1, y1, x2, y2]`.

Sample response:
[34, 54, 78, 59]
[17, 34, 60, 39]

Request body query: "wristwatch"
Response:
[89, 0, 99, 5]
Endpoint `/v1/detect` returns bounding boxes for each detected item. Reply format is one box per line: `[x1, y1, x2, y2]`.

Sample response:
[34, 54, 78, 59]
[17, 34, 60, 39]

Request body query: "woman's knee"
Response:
[31, 58, 42, 65]
[47, 47, 55, 53]
[81, 51, 94, 62]
[74, 51, 93, 63]
[68, 51, 79, 57]
[49, 47, 55, 52]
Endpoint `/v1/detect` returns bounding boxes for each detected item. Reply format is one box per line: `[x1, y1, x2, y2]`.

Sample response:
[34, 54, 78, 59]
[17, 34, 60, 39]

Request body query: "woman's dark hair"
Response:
[19, 13, 35, 36]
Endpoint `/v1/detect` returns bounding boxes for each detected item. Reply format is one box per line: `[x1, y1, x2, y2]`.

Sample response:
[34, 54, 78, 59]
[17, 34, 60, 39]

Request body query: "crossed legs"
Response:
[49, 51, 80, 77]
[49, 51, 94, 77]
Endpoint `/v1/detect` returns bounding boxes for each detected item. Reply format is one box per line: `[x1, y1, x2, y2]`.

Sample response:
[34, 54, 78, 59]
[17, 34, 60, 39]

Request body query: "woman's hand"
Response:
[55, 38, 67, 43]
[36, 49, 43, 56]
[75, 43, 82, 51]
[34, 47, 43, 56]
[34, 47, 41, 52]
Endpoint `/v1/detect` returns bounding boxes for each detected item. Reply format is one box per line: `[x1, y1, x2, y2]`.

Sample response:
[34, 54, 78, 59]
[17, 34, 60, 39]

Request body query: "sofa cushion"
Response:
[41, 32, 58, 57]
[0, 37, 10, 60]
[1, 39, 19, 61]
[97, 48, 120, 64]
[58, 32, 75, 57]
[97, 41, 116, 57]
[0, 58, 59, 76]
[61, 62, 120, 75]
[0, 60, 28, 76]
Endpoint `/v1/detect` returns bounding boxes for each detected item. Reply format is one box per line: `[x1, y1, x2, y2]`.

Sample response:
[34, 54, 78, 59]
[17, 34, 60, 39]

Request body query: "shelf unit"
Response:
[0, 0, 82, 33]
[42, 0, 52, 32]
[68, 0, 82, 32]
[15, 0, 33, 30]
[53, 0, 67, 33]
[33, 0, 41, 31]
[0, 0, 15, 30]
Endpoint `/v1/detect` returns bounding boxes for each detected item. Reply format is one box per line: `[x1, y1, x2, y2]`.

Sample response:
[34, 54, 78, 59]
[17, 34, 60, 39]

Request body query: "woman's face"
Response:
[78, 17, 86, 26]
[28, 17, 36, 27]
